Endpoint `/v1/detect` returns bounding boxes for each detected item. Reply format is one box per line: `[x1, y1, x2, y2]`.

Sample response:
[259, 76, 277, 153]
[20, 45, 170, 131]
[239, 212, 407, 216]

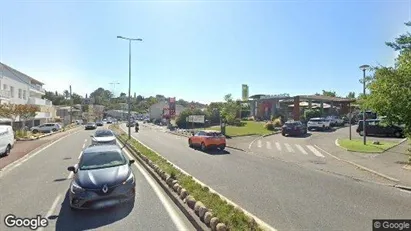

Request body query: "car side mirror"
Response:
[67, 166, 76, 172]
[129, 160, 135, 165]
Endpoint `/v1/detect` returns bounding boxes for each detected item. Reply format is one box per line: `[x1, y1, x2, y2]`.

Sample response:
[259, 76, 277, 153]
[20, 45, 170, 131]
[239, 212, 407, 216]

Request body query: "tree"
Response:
[363, 22, 411, 134]
[120, 92, 127, 98]
[386, 22, 411, 52]
[221, 94, 241, 125]
[0, 104, 25, 126]
[346, 92, 356, 99]
[63, 90, 70, 99]
[322, 90, 337, 97]
[19, 105, 38, 133]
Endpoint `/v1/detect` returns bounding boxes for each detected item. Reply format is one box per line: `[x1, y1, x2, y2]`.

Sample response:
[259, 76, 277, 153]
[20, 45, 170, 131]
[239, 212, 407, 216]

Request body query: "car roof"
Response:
[83, 144, 121, 154]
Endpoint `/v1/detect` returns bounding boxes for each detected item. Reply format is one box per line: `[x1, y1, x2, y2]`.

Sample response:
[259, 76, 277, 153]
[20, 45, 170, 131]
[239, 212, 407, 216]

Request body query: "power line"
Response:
[109, 82, 120, 98]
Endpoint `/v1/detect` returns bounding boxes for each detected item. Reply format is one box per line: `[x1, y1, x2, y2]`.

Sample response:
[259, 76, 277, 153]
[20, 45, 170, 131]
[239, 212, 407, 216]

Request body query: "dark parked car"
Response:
[85, 122, 97, 130]
[96, 121, 104, 126]
[357, 119, 404, 138]
[282, 121, 307, 136]
[67, 145, 136, 210]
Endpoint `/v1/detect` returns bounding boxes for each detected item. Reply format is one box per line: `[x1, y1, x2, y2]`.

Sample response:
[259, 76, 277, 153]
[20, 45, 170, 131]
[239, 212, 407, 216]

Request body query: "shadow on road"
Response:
[54, 191, 133, 230]
[283, 133, 312, 138]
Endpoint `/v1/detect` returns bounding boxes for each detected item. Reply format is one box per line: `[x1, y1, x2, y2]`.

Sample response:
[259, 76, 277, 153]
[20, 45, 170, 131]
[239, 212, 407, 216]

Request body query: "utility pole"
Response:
[69, 85, 73, 124]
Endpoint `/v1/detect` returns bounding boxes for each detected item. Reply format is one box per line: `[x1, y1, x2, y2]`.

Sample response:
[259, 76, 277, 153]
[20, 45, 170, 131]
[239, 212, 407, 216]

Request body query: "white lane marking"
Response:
[275, 142, 282, 151]
[306, 145, 325, 158]
[121, 145, 190, 231]
[38, 194, 62, 231]
[67, 171, 73, 179]
[118, 125, 278, 231]
[266, 141, 272, 150]
[257, 140, 262, 148]
[284, 143, 294, 153]
[295, 144, 308, 155]
[0, 130, 82, 178]
[82, 143, 85, 149]
[78, 151, 83, 159]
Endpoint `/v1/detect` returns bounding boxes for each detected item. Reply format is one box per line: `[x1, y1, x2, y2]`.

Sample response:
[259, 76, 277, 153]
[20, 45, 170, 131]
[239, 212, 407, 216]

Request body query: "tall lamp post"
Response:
[117, 36, 142, 139]
[359, 64, 370, 145]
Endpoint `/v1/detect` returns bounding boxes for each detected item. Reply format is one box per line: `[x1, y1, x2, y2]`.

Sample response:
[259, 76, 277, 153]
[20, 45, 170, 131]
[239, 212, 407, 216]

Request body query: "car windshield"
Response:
[87, 123, 94, 125]
[95, 130, 114, 137]
[79, 151, 126, 170]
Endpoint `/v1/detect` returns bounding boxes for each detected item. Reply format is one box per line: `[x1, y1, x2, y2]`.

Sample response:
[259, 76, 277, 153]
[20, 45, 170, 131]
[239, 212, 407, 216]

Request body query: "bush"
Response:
[231, 118, 245, 126]
[264, 122, 275, 131]
[272, 117, 282, 127]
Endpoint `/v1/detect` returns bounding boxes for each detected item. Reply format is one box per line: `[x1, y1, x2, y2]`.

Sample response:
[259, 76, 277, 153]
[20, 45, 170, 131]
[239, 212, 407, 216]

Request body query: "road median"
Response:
[111, 124, 270, 231]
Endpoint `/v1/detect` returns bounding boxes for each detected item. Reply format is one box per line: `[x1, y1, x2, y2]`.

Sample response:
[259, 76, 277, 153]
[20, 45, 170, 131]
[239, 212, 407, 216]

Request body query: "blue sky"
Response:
[1, 0, 410, 104]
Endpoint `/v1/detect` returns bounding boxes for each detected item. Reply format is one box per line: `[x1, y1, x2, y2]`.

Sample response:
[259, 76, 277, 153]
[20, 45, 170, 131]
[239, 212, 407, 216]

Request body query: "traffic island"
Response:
[336, 138, 400, 153]
[111, 124, 266, 231]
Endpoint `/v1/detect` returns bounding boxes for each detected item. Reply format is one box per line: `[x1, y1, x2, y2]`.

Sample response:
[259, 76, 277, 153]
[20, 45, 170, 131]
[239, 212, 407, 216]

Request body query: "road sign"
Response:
[187, 115, 205, 123]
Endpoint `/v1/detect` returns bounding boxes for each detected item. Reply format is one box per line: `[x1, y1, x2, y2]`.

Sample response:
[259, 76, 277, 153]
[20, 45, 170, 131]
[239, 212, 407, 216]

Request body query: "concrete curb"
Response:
[116, 125, 277, 231]
[314, 145, 401, 183]
[394, 184, 411, 192]
[117, 138, 209, 231]
[166, 131, 245, 152]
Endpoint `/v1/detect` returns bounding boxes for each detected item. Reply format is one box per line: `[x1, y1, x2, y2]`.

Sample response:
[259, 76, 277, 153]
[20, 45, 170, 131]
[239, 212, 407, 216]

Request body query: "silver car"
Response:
[31, 123, 61, 133]
[90, 129, 116, 145]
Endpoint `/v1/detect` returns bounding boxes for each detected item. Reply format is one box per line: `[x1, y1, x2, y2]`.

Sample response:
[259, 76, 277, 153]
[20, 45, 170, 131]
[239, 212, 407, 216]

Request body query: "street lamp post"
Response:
[359, 64, 370, 145]
[117, 36, 142, 139]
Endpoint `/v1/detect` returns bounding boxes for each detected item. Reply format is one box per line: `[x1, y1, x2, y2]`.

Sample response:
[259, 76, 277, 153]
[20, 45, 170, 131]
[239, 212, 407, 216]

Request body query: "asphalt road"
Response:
[0, 126, 194, 231]
[123, 123, 411, 231]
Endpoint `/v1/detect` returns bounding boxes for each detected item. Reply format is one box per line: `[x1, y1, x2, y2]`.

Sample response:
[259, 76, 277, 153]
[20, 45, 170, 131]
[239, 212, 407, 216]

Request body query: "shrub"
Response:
[264, 122, 275, 131]
[272, 117, 282, 127]
[231, 118, 245, 126]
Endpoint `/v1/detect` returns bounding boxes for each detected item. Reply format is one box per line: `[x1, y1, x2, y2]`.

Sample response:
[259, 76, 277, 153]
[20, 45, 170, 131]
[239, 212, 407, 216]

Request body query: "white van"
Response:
[0, 125, 15, 156]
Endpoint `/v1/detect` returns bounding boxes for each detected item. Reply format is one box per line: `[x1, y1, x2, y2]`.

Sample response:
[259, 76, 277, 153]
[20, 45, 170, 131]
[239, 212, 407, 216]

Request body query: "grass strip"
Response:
[110, 125, 263, 231]
[338, 138, 399, 153]
[208, 121, 273, 137]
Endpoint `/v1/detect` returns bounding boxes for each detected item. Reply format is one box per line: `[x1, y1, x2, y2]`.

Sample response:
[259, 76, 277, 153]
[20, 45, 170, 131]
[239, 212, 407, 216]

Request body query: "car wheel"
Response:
[282, 132, 285, 136]
[201, 142, 206, 151]
[4, 144, 11, 156]
[52, 128, 57, 132]
[359, 131, 364, 136]
[32, 129, 39, 134]
[394, 131, 402, 138]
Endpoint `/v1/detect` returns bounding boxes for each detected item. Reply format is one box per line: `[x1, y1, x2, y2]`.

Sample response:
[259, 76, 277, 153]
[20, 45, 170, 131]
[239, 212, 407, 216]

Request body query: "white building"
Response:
[0, 62, 55, 126]
[149, 101, 185, 120]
